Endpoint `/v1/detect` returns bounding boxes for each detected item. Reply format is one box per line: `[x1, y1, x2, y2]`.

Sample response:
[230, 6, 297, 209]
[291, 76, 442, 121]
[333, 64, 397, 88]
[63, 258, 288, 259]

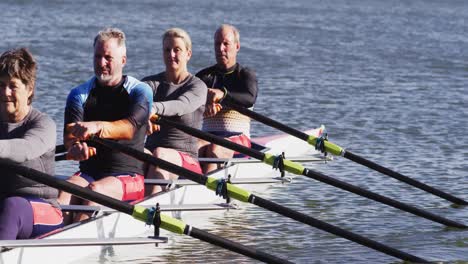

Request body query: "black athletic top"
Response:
[64, 75, 152, 178]
[196, 63, 258, 107]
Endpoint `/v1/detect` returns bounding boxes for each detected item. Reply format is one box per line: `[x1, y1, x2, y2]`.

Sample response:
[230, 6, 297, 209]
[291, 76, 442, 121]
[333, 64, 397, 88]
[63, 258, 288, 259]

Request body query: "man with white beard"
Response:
[58, 28, 152, 222]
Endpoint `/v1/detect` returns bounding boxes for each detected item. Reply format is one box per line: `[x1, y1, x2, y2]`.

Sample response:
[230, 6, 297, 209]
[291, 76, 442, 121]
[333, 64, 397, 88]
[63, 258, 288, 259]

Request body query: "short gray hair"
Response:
[94, 27, 127, 52]
[216, 24, 240, 44]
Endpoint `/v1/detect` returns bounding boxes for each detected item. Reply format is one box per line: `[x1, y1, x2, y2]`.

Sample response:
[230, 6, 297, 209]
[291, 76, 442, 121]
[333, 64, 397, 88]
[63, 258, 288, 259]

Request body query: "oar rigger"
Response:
[215, 176, 231, 204]
[272, 152, 286, 178]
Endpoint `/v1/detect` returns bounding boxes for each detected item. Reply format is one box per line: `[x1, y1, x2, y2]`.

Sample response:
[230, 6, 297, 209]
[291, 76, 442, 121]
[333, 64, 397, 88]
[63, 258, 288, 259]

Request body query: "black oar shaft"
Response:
[158, 117, 466, 228]
[225, 101, 468, 205]
[251, 195, 428, 263]
[91, 138, 428, 263]
[188, 227, 291, 264]
[91, 137, 208, 186]
[224, 101, 310, 141]
[302, 169, 467, 228]
[158, 118, 264, 160]
[0, 160, 289, 264]
[0, 161, 133, 214]
[344, 151, 468, 206]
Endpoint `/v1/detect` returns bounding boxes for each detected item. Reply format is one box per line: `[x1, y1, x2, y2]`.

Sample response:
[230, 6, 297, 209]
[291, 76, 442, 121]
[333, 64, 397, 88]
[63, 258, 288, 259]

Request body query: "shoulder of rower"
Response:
[141, 72, 165, 93]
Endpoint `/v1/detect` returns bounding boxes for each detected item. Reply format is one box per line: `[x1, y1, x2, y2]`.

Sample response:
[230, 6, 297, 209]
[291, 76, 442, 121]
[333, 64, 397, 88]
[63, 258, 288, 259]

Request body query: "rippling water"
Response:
[1, 0, 468, 263]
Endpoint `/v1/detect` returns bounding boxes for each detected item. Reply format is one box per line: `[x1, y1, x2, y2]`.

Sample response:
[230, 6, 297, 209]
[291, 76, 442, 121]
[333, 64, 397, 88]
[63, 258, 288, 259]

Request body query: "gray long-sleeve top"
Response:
[142, 73, 207, 157]
[0, 108, 57, 202]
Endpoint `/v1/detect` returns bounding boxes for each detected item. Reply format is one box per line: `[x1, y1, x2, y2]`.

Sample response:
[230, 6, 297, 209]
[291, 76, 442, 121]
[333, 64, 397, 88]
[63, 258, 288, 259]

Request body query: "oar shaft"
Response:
[302, 169, 467, 228]
[158, 118, 265, 161]
[188, 227, 291, 264]
[344, 151, 468, 205]
[0, 160, 289, 264]
[158, 117, 466, 228]
[89, 137, 430, 262]
[250, 195, 428, 263]
[90, 137, 208, 186]
[225, 101, 310, 141]
[0, 161, 133, 215]
[226, 101, 468, 205]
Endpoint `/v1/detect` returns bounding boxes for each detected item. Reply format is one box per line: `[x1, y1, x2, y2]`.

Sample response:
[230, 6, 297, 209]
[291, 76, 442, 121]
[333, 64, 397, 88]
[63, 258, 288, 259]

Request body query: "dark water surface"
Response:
[1, 0, 468, 263]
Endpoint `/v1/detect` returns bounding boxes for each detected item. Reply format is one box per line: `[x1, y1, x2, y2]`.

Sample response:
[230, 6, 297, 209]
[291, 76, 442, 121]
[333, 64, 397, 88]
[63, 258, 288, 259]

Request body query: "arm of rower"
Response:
[152, 80, 207, 117]
[223, 68, 258, 107]
[0, 114, 56, 163]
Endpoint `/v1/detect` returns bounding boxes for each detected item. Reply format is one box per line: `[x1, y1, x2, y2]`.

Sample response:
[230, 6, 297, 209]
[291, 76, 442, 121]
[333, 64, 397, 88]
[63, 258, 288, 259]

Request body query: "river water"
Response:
[1, 0, 467, 263]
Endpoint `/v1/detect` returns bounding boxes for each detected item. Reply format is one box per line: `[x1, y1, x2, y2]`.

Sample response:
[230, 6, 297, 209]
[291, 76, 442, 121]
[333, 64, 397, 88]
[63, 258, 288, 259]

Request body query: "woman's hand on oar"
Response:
[89, 136, 429, 263]
[155, 117, 467, 229]
[0, 160, 290, 264]
[222, 100, 468, 206]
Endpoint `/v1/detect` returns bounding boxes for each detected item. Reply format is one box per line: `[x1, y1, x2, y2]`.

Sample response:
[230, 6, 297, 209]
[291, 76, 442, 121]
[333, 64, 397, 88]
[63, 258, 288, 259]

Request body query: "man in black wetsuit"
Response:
[197, 24, 258, 173]
[58, 28, 152, 221]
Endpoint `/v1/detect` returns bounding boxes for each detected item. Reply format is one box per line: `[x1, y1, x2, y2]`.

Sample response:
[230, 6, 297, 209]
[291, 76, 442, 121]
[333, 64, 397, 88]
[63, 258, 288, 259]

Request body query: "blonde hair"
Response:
[162, 28, 192, 51]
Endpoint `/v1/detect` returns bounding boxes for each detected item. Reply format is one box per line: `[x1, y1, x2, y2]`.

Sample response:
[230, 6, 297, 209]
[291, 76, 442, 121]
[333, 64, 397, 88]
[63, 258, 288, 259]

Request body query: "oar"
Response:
[156, 117, 467, 229]
[223, 101, 468, 206]
[89, 137, 428, 263]
[0, 160, 289, 264]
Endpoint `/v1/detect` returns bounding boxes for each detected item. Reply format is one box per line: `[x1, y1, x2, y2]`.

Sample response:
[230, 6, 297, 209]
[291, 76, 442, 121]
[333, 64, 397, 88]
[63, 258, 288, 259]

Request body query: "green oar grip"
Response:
[132, 205, 186, 234]
[263, 153, 305, 175]
[206, 177, 251, 202]
[307, 136, 344, 156]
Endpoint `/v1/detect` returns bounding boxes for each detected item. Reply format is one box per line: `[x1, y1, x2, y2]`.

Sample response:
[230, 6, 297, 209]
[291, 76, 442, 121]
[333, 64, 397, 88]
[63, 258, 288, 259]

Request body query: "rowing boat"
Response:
[0, 126, 327, 264]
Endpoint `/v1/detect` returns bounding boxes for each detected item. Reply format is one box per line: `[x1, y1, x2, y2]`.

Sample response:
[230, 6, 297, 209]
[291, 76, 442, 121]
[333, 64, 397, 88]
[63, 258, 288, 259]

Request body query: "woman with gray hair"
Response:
[142, 28, 207, 195]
